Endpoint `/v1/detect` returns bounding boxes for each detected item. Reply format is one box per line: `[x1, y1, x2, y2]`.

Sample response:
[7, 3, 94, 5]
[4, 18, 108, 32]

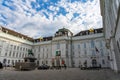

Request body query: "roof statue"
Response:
[89, 28, 94, 32]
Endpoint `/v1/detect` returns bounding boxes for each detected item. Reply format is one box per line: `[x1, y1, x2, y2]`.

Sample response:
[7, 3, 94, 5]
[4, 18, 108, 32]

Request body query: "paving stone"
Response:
[0, 68, 120, 80]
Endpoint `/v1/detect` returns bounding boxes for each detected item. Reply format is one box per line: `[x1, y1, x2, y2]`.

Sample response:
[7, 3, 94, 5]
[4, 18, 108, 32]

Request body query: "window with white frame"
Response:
[99, 41, 103, 47]
[78, 44, 80, 49]
[92, 50, 95, 56]
[91, 40, 94, 48]
[84, 43, 86, 48]
[100, 49, 104, 56]
[9, 51, 11, 57]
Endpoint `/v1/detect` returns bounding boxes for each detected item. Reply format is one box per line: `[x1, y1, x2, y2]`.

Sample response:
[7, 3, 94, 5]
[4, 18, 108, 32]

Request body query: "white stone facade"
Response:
[0, 26, 108, 68]
[0, 28, 33, 66]
[72, 34, 108, 68]
[100, 0, 120, 72]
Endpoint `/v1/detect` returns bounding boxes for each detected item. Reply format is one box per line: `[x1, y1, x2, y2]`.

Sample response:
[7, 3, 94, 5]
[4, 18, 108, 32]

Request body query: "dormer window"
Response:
[80, 33, 82, 36]
[90, 32, 94, 34]
[86, 31, 88, 35]
[101, 29, 103, 32]
[95, 30, 97, 33]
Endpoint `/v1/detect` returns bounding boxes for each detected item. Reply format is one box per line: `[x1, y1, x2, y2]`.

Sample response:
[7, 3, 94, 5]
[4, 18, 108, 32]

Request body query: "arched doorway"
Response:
[92, 59, 97, 67]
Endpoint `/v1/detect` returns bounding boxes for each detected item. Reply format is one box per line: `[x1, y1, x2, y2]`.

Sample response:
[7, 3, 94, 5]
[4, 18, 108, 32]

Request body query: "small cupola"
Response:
[55, 27, 73, 37]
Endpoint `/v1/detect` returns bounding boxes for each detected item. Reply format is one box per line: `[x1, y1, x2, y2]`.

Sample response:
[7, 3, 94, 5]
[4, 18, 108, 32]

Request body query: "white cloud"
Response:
[0, 0, 102, 38]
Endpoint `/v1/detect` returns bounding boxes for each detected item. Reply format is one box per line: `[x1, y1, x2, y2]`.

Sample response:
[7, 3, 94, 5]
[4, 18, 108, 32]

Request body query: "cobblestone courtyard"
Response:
[0, 68, 120, 80]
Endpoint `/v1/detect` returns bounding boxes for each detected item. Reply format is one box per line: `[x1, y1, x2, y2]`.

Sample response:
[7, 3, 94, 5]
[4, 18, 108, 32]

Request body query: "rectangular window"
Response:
[20, 47, 22, 50]
[84, 43, 86, 48]
[9, 51, 11, 56]
[101, 49, 104, 56]
[91, 40, 94, 48]
[23, 48, 25, 51]
[72, 44, 74, 49]
[72, 52, 74, 57]
[102, 59, 105, 64]
[66, 44, 68, 49]
[42, 61, 44, 64]
[39, 46, 41, 52]
[46, 53, 48, 58]
[92, 50, 95, 56]
[78, 44, 80, 49]
[8, 60, 10, 64]
[5, 52, 7, 56]
[14, 45, 16, 49]
[100, 41, 103, 47]
[17, 46, 19, 50]
[22, 53, 24, 58]
[38, 54, 40, 59]
[25, 54, 27, 57]
[79, 51, 80, 57]
[57, 43, 60, 49]
[16, 53, 18, 57]
[84, 50, 87, 56]
[46, 61, 48, 64]
[12, 52, 15, 57]
[19, 53, 21, 58]
[117, 41, 120, 52]
[11, 45, 13, 49]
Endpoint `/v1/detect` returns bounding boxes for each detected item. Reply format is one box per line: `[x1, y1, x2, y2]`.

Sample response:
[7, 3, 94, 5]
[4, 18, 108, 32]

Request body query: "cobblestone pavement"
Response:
[0, 68, 120, 80]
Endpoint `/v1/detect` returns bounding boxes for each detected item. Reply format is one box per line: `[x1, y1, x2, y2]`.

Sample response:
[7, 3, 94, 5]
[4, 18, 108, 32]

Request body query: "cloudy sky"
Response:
[0, 0, 102, 38]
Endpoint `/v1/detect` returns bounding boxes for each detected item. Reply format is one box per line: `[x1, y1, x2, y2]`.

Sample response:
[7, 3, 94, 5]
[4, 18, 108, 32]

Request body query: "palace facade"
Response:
[0, 26, 109, 68]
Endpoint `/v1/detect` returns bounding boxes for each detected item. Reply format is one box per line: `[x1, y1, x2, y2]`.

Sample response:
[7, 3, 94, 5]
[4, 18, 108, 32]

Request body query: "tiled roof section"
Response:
[0, 26, 34, 42]
[34, 36, 53, 43]
[74, 28, 103, 37]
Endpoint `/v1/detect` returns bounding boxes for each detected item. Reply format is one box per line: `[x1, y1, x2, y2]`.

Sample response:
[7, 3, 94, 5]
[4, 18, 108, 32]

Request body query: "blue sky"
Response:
[0, 0, 102, 38]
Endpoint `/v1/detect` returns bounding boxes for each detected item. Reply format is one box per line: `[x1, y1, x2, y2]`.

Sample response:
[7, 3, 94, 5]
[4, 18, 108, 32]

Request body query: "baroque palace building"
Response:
[100, 0, 120, 72]
[0, 26, 109, 68]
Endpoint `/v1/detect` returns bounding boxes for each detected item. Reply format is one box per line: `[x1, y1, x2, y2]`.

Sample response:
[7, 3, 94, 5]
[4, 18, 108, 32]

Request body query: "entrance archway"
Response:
[92, 59, 97, 67]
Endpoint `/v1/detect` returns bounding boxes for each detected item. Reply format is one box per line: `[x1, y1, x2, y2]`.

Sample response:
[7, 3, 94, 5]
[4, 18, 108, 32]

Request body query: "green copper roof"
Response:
[58, 28, 71, 32]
